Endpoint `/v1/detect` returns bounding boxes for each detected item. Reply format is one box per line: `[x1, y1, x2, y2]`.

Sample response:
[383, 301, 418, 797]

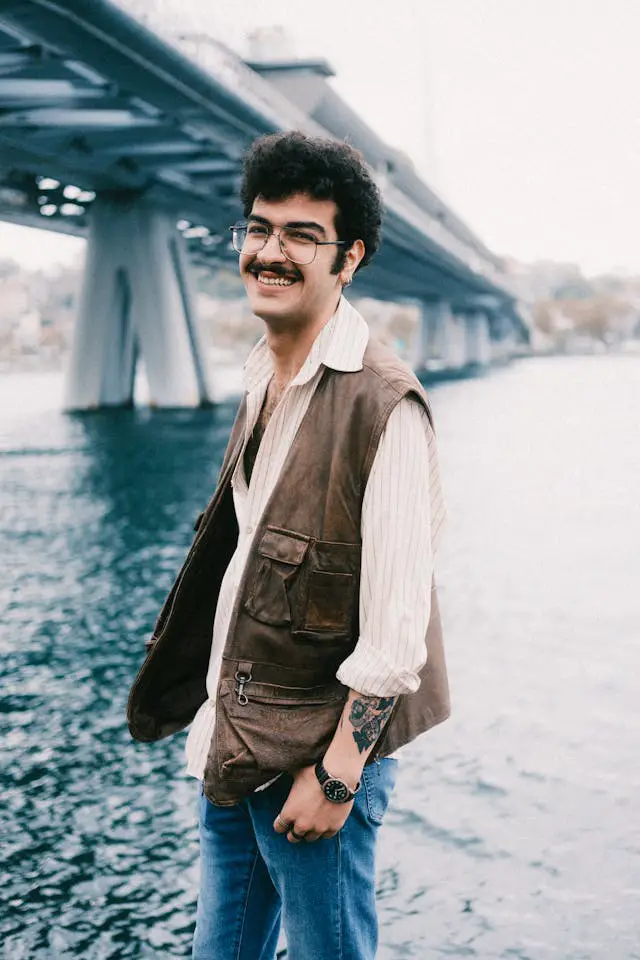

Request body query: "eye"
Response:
[286, 230, 316, 244]
[247, 224, 268, 236]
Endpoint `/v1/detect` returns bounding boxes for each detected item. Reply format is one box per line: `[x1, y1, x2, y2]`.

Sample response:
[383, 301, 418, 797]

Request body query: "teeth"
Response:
[257, 274, 295, 286]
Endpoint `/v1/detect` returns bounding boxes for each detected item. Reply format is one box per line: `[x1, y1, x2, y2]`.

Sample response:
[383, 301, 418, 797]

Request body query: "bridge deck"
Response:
[0, 0, 525, 322]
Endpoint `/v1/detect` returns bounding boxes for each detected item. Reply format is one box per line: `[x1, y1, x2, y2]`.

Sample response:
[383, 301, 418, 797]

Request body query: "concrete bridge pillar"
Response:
[445, 313, 469, 369]
[414, 299, 453, 370]
[465, 311, 492, 366]
[488, 313, 517, 363]
[491, 329, 517, 363]
[65, 194, 212, 410]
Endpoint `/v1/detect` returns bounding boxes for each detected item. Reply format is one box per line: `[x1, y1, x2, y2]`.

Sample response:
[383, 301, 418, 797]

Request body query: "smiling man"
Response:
[127, 131, 450, 960]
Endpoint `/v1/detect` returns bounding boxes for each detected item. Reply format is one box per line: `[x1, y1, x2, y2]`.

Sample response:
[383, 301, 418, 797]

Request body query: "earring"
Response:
[343, 275, 352, 287]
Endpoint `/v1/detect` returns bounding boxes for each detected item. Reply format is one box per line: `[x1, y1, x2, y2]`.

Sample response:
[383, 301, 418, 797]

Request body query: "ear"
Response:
[340, 239, 365, 286]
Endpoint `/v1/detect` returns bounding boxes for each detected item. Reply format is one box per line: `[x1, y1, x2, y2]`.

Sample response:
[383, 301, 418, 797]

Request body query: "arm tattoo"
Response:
[349, 695, 397, 753]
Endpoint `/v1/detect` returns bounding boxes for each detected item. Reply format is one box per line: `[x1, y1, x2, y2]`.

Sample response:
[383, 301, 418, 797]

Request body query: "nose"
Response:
[258, 230, 287, 261]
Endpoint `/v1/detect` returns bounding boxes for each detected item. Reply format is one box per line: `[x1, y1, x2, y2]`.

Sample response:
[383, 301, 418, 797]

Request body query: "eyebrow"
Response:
[248, 214, 328, 238]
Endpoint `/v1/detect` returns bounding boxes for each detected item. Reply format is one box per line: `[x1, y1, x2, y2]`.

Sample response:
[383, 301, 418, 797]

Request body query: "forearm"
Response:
[322, 689, 397, 788]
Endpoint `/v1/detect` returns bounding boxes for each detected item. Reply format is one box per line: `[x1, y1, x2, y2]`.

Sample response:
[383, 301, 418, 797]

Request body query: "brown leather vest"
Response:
[127, 338, 450, 805]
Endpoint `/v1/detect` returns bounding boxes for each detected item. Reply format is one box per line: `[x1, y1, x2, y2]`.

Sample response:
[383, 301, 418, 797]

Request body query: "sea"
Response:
[1, 354, 638, 959]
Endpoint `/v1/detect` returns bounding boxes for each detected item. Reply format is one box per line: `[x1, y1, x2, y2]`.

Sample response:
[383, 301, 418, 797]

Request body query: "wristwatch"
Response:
[315, 760, 361, 804]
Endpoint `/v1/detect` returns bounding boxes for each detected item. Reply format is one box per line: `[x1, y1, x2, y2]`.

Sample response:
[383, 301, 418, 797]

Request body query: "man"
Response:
[127, 131, 449, 960]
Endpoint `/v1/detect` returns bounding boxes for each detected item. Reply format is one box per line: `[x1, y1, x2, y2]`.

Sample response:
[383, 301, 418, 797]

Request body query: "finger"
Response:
[302, 830, 322, 843]
[287, 825, 309, 844]
[321, 829, 338, 839]
[274, 813, 294, 834]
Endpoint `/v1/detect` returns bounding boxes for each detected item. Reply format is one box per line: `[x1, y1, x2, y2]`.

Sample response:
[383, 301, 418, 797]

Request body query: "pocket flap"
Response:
[221, 677, 343, 706]
[258, 527, 310, 565]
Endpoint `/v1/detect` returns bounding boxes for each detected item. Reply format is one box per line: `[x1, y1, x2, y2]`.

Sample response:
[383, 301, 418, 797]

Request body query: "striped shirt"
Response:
[185, 296, 446, 780]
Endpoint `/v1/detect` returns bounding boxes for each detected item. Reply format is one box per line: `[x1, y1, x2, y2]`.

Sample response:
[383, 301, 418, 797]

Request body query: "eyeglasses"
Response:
[229, 220, 346, 265]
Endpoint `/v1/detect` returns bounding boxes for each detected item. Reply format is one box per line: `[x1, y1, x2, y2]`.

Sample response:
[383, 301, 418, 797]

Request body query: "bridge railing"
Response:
[384, 181, 508, 290]
[110, 0, 318, 135]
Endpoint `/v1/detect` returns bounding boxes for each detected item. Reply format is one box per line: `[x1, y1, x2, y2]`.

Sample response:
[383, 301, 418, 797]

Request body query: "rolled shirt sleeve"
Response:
[336, 396, 439, 696]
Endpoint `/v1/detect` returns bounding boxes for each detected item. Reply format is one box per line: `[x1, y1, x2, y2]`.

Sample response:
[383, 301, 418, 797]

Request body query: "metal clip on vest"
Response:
[234, 663, 253, 705]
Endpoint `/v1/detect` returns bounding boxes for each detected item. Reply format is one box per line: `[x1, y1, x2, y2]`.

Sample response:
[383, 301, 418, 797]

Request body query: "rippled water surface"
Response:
[1, 356, 639, 959]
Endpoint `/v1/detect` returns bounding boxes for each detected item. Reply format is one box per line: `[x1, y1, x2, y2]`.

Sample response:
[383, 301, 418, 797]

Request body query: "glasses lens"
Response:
[280, 228, 317, 264]
[232, 223, 272, 255]
[231, 224, 247, 254]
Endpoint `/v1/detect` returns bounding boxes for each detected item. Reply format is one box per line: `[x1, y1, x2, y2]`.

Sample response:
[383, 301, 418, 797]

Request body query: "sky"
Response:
[1, 0, 639, 275]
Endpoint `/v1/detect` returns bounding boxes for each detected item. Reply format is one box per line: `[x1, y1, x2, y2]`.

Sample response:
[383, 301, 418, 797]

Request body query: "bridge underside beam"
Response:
[65, 194, 212, 410]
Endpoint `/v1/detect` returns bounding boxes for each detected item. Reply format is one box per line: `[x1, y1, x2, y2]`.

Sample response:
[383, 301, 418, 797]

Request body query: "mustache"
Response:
[246, 261, 301, 281]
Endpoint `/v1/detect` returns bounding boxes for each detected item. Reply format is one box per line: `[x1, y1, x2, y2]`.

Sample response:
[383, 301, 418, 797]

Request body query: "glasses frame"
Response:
[229, 220, 347, 265]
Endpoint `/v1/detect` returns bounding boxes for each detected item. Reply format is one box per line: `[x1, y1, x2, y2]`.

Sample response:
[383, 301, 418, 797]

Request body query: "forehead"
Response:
[250, 193, 338, 233]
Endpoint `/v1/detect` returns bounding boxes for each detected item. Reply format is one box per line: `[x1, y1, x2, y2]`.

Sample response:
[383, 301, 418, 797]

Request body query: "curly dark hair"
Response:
[240, 131, 383, 273]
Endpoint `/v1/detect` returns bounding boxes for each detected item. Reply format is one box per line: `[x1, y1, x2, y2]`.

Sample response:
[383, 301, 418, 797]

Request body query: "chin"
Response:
[245, 288, 302, 327]
[252, 304, 299, 331]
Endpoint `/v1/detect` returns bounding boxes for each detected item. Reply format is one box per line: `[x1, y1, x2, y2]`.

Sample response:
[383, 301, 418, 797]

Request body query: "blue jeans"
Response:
[192, 759, 398, 960]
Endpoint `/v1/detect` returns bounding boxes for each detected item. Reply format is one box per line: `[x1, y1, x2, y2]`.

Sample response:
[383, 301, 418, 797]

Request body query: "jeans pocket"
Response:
[363, 758, 398, 825]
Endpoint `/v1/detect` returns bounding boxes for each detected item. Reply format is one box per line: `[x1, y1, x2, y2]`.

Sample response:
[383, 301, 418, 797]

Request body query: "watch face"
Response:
[324, 778, 350, 803]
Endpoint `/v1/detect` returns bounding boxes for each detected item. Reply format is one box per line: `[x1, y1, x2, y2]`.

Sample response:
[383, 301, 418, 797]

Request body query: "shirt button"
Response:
[246, 525, 254, 536]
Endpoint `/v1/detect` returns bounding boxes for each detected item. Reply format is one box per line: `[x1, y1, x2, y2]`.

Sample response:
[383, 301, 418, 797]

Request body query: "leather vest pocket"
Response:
[304, 570, 355, 632]
[295, 540, 361, 640]
[215, 678, 346, 785]
[244, 527, 310, 626]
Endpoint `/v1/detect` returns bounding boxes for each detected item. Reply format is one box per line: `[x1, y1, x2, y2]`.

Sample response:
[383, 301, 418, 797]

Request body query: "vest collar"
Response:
[243, 296, 370, 394]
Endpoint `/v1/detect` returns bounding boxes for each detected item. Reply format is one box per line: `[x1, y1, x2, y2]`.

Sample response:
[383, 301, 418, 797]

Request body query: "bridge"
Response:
[0, 0, 530, 409]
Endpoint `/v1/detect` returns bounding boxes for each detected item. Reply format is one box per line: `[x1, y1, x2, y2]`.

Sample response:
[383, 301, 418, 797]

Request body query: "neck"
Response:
[265, 295, 341, 389]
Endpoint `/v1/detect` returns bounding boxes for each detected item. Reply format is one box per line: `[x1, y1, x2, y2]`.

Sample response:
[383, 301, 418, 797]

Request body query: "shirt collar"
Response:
[243, 295, 370, 393]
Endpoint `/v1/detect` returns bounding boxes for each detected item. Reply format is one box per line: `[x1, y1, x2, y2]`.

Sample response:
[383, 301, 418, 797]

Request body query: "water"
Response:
[1, 356, 639, 959]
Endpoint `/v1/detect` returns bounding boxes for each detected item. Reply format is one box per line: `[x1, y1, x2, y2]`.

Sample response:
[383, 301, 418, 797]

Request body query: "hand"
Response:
[273, 764, 354, 843]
